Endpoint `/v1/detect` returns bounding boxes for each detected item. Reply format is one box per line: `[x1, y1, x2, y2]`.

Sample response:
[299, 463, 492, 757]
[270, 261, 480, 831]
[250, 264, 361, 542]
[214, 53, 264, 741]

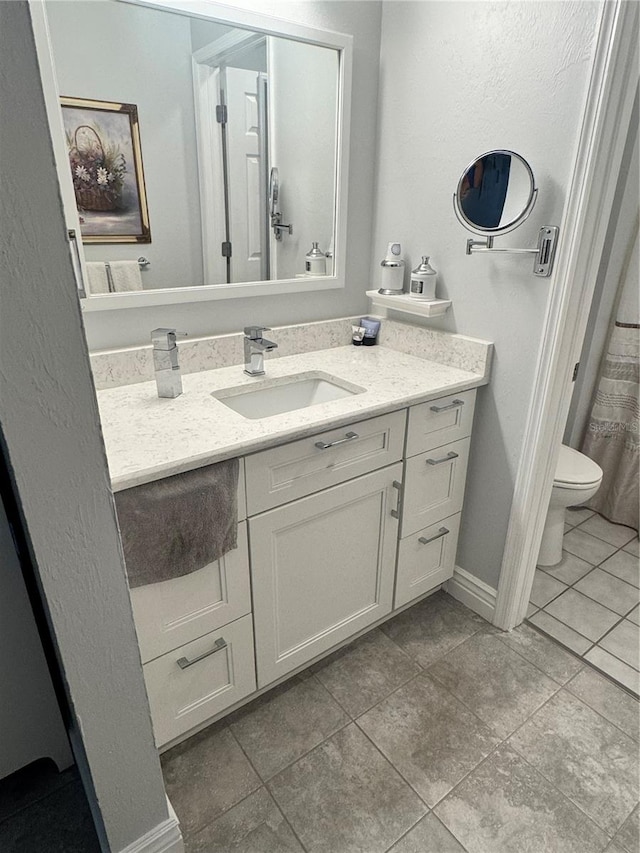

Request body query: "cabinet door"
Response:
[250, 464, 402, 687]
[131, 521, 251, 664]
[401, 438, 470, 536]
[395, 514, 461, 609]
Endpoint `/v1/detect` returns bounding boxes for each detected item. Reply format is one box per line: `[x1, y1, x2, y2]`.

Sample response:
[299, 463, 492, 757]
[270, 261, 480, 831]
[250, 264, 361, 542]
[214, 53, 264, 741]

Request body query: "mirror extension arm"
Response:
[465, 226, 559, 277]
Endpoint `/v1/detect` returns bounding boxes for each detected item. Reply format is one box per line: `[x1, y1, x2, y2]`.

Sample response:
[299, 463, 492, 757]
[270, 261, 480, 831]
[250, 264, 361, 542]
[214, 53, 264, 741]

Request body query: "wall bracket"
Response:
[466, 226, 559, 277]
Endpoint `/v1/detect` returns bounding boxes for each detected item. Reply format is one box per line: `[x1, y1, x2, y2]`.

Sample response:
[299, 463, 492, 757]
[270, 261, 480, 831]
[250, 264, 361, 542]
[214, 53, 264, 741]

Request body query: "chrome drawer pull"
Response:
[177, 637, 227, 670]
[426, 451, 459, 466]
[315, 431, 359, 450]
[419, 527, 449, 545]
[430, 399, 464, 413]
[390, 480, 403, 518]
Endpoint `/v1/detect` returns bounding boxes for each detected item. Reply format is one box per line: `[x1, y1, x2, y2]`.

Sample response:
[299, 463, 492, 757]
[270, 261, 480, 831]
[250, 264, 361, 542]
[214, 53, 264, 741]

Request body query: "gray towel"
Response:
[115, 458, 239, 589]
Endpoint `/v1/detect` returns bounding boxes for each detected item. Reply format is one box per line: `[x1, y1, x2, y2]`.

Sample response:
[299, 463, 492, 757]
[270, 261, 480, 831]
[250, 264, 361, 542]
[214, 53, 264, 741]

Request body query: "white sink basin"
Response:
[212, 371, 365, 419]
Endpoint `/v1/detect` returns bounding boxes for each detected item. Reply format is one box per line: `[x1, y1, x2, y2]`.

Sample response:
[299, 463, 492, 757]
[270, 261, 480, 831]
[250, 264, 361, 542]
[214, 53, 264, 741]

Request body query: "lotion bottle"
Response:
[305, 242, 326, 276]
[410, 256, 438, 300]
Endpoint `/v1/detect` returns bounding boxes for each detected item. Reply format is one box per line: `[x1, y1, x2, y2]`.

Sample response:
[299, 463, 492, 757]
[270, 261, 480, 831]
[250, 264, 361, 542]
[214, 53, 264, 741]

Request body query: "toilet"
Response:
[538, 444, 603, 567]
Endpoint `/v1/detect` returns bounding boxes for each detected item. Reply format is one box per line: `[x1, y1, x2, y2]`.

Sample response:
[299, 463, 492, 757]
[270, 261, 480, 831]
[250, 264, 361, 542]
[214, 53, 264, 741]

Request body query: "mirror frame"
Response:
[32, 0, 353, 312]
[453, 149, 537, 237]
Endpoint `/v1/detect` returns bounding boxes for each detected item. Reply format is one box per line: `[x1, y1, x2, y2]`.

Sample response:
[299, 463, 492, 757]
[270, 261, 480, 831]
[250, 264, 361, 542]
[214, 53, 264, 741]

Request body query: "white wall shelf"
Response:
[366, 290, 452, 319]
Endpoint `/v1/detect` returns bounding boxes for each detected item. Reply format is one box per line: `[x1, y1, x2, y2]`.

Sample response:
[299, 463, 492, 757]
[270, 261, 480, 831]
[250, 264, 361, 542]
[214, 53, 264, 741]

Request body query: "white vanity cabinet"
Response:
[128, 390, 478, 748]
[394, 390, 476, 608]
[246, 411, 406, 687]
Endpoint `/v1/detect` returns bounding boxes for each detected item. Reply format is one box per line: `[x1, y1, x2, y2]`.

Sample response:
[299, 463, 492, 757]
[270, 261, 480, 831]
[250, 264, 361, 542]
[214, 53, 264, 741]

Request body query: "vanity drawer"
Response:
[401, 437, 470, 536]
[406, 390, 476, 458]
[394, 514, 460, 609]
[131, 521, 251, 664]
[245, 410, 406, 514]
[144, 614, 256, 749]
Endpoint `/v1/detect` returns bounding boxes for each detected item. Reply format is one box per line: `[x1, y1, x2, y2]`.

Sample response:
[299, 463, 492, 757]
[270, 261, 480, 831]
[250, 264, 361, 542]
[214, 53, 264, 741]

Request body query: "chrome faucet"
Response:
[244, 326, 278, 376]
[151, 328, 183, 398]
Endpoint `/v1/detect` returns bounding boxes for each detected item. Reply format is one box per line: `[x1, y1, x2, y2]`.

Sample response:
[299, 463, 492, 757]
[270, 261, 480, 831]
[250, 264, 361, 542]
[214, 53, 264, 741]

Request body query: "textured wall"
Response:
[81, 0, 383, 349]
[0, 3, 171, 849]
[372, 1, 602, 588]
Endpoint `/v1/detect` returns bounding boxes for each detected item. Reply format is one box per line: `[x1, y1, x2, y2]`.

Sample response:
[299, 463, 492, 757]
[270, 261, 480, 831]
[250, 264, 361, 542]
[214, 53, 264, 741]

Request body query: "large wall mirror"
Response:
[40, 0, 351, 307]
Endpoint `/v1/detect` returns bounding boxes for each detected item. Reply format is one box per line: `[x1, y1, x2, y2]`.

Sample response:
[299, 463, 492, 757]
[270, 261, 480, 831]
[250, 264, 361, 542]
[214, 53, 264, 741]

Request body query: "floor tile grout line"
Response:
[528, 618, 640, 701]
[596, 561, 640, 591]
[536, 574, 630, 640]
[352, 715, 433, 812]
[425, 679, 568, 819]
[381, 811, 471, 853]
[570, 516, 637, 549]
[534, 575, 639, 654]
[573, 565, 640, 606]
[506, 713, 639, 843]
[492, 624, 586, 685]
[172, 725, 264, 844]
[313, 660, 423, 723]
[235, 710, 354, 787]
[225, 726, 312, 853]
[589, 636, 640, 675]
[562, 668, 640, 742]
[435, 682, 622, 846]
[528, 607, 598, 647]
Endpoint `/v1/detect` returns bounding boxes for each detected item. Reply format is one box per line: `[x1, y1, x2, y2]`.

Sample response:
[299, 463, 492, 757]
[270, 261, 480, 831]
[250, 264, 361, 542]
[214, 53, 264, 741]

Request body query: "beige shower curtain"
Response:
[582, 222, 639, 531]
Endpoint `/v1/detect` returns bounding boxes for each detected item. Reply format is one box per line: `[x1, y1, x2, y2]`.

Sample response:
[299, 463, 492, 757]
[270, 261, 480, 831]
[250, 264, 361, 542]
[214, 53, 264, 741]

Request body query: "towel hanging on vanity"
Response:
[114, 458, 239, 589]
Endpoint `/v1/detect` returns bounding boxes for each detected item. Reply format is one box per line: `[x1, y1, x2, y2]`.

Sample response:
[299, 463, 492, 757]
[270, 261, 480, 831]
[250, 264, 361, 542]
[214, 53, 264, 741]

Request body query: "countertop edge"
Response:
[110, 373, 487, 492]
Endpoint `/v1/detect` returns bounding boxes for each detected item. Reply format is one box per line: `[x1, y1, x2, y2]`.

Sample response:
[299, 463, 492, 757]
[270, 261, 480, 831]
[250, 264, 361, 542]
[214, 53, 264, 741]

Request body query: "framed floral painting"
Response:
[60, 97, 151, 243]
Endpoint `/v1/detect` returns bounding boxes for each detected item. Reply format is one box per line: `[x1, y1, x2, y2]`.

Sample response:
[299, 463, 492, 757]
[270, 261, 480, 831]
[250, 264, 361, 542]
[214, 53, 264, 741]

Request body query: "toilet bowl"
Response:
[538, 445, 603, 567]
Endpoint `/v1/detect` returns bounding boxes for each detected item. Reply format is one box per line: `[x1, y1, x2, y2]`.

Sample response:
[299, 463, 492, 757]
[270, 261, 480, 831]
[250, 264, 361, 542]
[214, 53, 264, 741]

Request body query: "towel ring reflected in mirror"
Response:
[453, 149, 559, 277]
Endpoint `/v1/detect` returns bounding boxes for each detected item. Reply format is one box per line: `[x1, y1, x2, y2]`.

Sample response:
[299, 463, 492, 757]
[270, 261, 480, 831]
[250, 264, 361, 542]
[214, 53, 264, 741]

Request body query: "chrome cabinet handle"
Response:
[430, 399, 464, 413]
[390, 480, 403, 519]
[315, 431, 358, 450]
[177, 637, 227, 670]
[426, 451, 458, 466]
[419, 527, 449, 545]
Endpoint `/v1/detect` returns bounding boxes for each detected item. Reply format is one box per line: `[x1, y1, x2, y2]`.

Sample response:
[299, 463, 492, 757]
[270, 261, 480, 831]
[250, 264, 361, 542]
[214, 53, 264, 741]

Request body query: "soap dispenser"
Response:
[305, 242, 326, 276]
[378, 242, 405, 294]
[410, 256, 438, 300]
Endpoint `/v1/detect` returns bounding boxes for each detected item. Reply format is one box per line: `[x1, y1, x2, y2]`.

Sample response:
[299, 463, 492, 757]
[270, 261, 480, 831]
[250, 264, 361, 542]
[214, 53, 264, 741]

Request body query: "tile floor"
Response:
[0, 759, 100, 852]
[527, 508, 639, 696]
[161, 590, 640, 853]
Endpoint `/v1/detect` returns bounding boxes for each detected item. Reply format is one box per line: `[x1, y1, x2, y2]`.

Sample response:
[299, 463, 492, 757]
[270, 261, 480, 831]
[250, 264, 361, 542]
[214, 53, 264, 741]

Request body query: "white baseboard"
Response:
[117, 805, 183, 853]
[445, 565, 497, 623]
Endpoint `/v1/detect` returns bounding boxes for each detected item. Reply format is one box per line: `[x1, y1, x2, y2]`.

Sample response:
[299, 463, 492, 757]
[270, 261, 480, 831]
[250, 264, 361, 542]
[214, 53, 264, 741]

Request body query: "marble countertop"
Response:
[97, 345, 488, 491]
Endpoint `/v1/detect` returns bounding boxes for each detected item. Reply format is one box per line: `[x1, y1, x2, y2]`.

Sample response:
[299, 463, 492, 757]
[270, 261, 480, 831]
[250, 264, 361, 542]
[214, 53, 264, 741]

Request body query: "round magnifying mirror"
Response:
[453, 150, 537, 236]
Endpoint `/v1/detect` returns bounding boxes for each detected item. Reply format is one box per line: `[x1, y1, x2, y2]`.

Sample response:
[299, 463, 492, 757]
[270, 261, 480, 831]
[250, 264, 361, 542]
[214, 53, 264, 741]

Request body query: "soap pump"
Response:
[410, 256, 438, 300]
[378, 242, 405, 295]
[305, 242, 326, 276]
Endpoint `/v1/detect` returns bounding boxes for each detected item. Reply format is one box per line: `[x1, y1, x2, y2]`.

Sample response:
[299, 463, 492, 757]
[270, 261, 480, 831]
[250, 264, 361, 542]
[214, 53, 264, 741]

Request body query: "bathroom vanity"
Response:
[97, 327, 491, 749]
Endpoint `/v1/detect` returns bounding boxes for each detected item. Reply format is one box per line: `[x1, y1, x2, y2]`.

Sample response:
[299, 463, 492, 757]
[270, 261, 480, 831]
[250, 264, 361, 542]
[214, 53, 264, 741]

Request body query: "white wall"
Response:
[372, 1, 602, 588]
[47, 0, 204, 290]
[270, 38, 337, 279]
[81, 0, 383, 349]
[1, 4, 175, 849]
